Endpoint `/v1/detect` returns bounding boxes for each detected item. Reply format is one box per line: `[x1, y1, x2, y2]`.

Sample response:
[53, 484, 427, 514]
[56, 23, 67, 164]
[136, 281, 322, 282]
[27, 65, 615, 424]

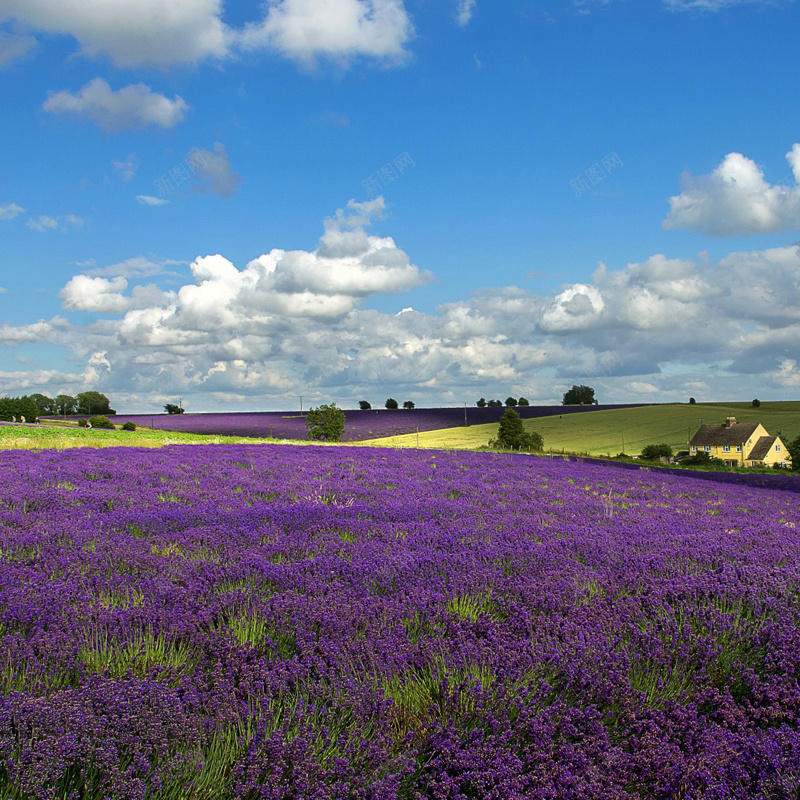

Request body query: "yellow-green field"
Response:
[359, 402, 800, 456]
[0, 422, 278, 450]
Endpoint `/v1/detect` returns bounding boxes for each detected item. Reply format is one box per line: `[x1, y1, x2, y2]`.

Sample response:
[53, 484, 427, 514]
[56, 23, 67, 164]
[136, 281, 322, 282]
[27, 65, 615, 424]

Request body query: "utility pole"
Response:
[464, 403, 467, 427]
[300, 395, 303, 415]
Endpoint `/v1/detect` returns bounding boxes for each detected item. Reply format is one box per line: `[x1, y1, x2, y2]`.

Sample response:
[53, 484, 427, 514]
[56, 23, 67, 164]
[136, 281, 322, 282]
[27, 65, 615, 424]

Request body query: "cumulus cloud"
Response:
[188, 143, 242, 198]
[43, 79, 189, 132]
[0, 0, 230, 67]
[239, 0, 414, 66]
[663, 146, 800, 235]
[8, 200, 800, 407]
[0, 202, 24, 220]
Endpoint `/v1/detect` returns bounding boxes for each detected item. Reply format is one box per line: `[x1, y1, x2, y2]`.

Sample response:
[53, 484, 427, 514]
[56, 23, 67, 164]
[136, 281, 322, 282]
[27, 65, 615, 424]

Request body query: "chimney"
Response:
[725, 417, 737, 428]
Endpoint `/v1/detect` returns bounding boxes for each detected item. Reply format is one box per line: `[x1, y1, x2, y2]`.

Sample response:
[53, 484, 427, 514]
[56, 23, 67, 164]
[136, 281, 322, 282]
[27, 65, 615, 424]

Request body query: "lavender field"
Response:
[109, 404, 641, 442]
[2, 444, 800, 799]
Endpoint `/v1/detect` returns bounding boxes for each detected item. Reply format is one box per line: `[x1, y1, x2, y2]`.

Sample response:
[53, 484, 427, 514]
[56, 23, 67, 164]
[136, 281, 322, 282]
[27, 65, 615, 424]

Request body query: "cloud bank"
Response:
[4, 196, 800, 409]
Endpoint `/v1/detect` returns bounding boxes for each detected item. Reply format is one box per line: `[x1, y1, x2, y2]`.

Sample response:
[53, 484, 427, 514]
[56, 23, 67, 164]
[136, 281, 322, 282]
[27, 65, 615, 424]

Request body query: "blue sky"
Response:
[1, 0, 800, 412]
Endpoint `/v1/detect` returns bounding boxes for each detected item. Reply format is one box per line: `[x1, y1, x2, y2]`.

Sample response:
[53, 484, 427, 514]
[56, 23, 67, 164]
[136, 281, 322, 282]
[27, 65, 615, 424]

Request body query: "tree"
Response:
[505, 397, 518, 407]
[55, 394, 78, 415]
[403, 400, 415, 410]
[358, 400, 372, 410]
[385, 398, 399, 410]
[492, 408, 544, 451]
[487, 399, 503, 408]
[517, 397, 530, 406]
[305, 403, 345, 442]
[164, 403, 184, 415]
[28, 393, 57, 415]
[562, 385, 596, 405]
[788, 434, 800, 471]
[476, 398, 487, 408]
[641, 443, 673, 461]
[752, 398, 761, 408]
[77, 391, 113, 415]
[689, 397, 696, 405]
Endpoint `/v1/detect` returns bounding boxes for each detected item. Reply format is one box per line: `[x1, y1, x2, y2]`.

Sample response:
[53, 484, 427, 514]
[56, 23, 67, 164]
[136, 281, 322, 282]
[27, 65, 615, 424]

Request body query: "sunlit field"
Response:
[363, 401, 800, 456]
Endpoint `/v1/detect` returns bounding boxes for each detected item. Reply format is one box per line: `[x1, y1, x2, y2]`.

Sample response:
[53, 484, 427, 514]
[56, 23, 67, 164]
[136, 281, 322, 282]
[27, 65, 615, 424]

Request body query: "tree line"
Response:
[0, 391, 114, 422]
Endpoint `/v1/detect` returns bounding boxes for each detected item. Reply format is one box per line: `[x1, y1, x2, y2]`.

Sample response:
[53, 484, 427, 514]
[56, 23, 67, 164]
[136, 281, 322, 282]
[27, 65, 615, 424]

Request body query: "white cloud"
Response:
[189, 143, 241, 198]
[0, 31, 36, 65]
[26, 214, 83, 232]
[87, 257, 184, 278]
[0, 0, 230, 67]
[113, 155, 139, 181]
[60, 274, 174, 313]
[239, 0, 414, 66]
[457, 0, 477, 26]
[7, 203, 800, 407]
[663, 146, 800, 235]
[60, 275, 131, 313]
[664, 0, 776, 9]
[0, 317, 68, 345]
[0, 202, 24, 220]
[43, 79, 189, 132]
[26, 215, 59, 232]
[774, 359, 800, 387]
[136, 195, 170, 207]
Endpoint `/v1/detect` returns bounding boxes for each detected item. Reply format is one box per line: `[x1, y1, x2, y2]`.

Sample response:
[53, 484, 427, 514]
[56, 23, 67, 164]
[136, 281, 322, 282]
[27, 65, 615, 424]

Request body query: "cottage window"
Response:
[776, 444, 781, 451]
[691, 445, 697, 452]
[704, 445, 711, 452]
[722, 445, 731, 452]
[736, 445, 742, 452]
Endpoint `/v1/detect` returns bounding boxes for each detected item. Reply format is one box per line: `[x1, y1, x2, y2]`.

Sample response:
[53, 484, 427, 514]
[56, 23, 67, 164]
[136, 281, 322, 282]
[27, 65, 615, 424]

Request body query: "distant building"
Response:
[689, 417, 792, 468]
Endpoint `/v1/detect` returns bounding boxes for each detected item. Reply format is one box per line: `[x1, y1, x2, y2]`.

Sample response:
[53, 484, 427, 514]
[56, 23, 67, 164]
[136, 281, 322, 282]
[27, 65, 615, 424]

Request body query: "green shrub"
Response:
[680, 451, 726, 468]
[89, 415, 115, 430]
[641, 443, 673, 460]
[78, 418, 88, 428]
[122, 421, 137, 431]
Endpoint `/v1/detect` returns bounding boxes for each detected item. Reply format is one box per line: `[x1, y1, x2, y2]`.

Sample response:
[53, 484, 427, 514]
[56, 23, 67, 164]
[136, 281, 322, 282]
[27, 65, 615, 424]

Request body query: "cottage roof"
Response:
[748, 435, 777, 461]
[689, 422, 760, 447]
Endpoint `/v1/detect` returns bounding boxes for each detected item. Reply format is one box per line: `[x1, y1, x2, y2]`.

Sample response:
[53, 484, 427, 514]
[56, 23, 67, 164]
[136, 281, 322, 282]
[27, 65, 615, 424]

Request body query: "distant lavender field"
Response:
[2, 443, 800, 798]
[112, 404, 643, 441]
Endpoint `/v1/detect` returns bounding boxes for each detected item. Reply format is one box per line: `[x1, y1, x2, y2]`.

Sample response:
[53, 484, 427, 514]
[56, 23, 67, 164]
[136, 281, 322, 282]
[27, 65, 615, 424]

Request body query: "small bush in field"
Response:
[78, 418, 88, 428]
[89, 415, 115, 430]
[122, 421, 137, 431]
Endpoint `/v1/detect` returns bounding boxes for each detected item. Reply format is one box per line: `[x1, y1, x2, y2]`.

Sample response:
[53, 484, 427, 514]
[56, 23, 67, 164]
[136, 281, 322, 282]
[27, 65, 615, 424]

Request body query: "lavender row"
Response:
[1, 444, 799, 798]
[107, 404, 643, 442]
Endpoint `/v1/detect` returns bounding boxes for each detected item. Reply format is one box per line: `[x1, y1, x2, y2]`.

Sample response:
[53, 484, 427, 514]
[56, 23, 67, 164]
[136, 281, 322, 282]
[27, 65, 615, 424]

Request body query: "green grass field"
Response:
[359, 401, 800, 456]
[0, 421, 279, 450]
